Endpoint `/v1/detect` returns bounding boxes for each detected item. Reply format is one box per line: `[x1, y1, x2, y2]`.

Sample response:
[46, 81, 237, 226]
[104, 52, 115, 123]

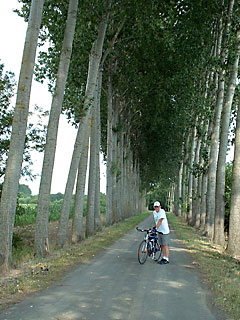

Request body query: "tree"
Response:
[71, 130, 89, 243]
[214, 28, 240, 245]
[34, 0, 79, 257]
[57, 7, 110, 245]
[0, 62, 15, 178]
[227, 92, 240, 258]
[0, 0, 45, 272]
[18, 184, 32, 197]
[0, 61, 47, 181]
[206, 0, 234, 239]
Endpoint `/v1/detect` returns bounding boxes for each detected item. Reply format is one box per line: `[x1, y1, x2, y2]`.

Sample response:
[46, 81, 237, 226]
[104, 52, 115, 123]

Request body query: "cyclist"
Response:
[152, 201, 170, 264]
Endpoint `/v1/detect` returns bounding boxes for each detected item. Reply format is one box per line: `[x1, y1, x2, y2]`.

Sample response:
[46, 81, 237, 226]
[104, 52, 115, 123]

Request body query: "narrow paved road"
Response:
[0, 215, 228, 320]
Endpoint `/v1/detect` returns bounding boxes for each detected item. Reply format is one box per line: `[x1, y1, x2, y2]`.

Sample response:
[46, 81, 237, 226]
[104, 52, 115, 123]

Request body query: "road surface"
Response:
[0, 215, 228, 320]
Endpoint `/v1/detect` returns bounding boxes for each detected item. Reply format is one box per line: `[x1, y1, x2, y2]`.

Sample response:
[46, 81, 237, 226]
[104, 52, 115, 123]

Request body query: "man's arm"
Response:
[156, 218, 163, 229]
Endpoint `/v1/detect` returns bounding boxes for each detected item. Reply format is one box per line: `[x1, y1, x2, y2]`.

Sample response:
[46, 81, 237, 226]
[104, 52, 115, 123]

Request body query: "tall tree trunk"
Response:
[94, 69, 103, 231]
[206, 95, 223, 238]
[105, 67, 113, 226]
[71, 131, 89, 243]
[181, 133, 190, 219]
[200, 172, 208, 230]
[122, 135, 128, 219]
[214, 29, 240, 245]
[227, 91, 240, 258]
[112, 98, 118, 222]
[188, 124, 197, 225]
[177, 161, 183, 216]
[115, 133, 121, 221]
[35, 0, 78, 257]
[206, 0, 234, 239]
[97, 19, 124, 227]
[200, 120, 213, 231]
[94, 155, 101, 229]
[206, 20, 224, 238]
[0, 0, 44, 272]
[195, 169, 202, 229]
[118, 130, 124, 220]
[191, 134, 201, 226]
[57, 15, 109, 247]
[196, 70, 212, 228]
[195, 120, 209, 229]
[86, 76, 99, 237]
[199, 58, 215, 231]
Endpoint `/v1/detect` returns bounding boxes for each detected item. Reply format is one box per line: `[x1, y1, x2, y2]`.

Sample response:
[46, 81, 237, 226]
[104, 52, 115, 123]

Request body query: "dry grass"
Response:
[168, 212, 240, 320]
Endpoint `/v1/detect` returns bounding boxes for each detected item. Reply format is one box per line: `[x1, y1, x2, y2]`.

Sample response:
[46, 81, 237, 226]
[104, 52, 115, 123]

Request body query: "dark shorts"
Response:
[158, 233, 170, 246]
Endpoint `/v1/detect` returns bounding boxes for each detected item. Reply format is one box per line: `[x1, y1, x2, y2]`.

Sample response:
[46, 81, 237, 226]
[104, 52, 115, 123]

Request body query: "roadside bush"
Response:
[49, 200, 63, 221]
[15, 205, 37, 226]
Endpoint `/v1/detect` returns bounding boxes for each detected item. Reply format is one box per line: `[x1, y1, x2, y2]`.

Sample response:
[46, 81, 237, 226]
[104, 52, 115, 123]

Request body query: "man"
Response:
[152, 201, 170, 264]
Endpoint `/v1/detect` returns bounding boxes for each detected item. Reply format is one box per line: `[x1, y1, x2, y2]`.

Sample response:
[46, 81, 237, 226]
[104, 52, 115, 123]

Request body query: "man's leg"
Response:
[162, 245, 169, 259]
[158, 234, 170, 264]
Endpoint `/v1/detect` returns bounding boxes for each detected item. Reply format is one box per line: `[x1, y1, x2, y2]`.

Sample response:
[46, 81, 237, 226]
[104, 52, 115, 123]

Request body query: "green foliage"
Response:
[50, 192, 64, 202]
[0, 61, 16, 178]
[18, 184, 32, 197]
[15, 193, 107, 226]
[146, 182, 169, 210]
[15, 0, 232, 203]
[49, 199, 63, 221]
[0, 61, 47, 179]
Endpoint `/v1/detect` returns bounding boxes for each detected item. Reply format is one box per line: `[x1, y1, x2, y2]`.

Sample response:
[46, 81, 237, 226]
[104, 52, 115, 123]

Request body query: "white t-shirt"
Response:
[153, 208, 170, 234]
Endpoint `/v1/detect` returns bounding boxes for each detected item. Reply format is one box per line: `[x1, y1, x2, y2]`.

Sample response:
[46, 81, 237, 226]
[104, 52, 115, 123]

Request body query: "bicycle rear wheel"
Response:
[153, 242, 161, 261]
[138, 240, 148, 264]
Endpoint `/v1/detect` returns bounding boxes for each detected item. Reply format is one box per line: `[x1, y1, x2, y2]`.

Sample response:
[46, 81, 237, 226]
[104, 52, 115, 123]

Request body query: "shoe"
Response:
[158, 258, 169, 264]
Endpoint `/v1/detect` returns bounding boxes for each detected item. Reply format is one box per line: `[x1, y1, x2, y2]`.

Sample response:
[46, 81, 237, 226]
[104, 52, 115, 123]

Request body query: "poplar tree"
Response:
[0, 0, 45, 272]
[35, 0, 79, 257]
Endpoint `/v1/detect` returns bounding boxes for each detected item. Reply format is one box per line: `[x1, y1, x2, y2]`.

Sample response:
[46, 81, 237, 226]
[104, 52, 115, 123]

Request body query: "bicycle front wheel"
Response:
[153, 242, 162, 261]
[138, 240, 148, 264]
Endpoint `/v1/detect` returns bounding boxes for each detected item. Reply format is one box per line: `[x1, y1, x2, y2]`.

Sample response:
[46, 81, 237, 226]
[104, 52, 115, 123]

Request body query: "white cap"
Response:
[153, 201, 161, 207]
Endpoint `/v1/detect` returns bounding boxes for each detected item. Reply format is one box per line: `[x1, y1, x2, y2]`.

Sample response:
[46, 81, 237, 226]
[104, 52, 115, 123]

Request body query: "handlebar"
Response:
[136, 227, 163, 234]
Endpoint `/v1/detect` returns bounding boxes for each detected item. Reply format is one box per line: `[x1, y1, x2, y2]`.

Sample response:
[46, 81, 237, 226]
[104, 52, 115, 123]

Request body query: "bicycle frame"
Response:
[136, 227, 162, 264]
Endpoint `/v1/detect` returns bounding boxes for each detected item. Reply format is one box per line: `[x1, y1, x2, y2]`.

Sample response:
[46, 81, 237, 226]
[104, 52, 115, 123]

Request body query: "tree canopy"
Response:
[14, 0, 234, 191]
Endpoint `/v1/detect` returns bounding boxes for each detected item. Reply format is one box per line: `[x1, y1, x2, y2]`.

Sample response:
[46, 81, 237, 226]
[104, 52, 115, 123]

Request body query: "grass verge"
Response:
[0, 211, 150, 310]
[168, 212, 240, 320]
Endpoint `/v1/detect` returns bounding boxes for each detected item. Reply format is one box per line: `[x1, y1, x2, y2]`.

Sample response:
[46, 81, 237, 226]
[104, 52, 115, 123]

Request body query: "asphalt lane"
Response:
[0, 215, 228, 320]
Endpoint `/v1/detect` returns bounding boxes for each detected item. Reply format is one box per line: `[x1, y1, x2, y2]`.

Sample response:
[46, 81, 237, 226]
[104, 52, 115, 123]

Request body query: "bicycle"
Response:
[136, 226, 162, 264]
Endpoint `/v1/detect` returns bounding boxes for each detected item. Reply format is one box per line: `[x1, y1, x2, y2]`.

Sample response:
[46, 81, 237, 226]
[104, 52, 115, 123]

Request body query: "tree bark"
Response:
[177, 161, 183, 216]
[71, 131, 89, 243]
[111, 97, 118, 222]
[200, 120, 213, 231]
[86, 77, 99, 237]
[214, 29, 240, 245]
[206, 20, 224, 238]
[206, 0, 234, 239]
[94, 69, 103, 232]
[35, 0, 78, 257]
[105, 66, 114, 226]
[181, 133, 190, 220]
[191, 133, 201, 226]
[0, 0, 44, 272]
[188, 124, 197, 224]
[227, 91, 240, 258]
[57, 14, 109, 247]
